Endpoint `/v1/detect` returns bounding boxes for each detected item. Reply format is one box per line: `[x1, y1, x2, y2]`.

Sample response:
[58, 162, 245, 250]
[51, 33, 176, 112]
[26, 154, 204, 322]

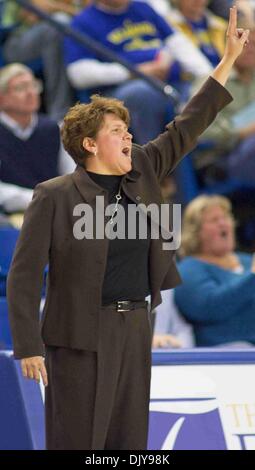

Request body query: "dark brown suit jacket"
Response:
[7, 77, 232, 359]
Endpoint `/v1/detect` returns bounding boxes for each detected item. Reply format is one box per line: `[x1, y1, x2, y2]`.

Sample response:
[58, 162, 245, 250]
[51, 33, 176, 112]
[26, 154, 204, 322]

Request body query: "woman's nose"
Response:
[125, 131, 133, 140]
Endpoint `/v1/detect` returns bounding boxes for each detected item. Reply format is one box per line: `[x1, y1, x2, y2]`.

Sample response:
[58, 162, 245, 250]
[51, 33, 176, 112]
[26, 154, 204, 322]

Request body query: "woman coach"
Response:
[7, 7, 249, 450]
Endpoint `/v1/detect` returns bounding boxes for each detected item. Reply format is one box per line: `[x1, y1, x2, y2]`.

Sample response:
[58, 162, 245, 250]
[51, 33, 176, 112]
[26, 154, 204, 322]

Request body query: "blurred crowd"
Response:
[1, 0, 255, 349]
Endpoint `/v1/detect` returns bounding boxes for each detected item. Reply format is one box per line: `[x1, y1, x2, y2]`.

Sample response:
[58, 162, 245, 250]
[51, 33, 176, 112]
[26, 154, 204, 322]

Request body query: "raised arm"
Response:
[143, 6, 250, 181]
[212, 6, 250, 86]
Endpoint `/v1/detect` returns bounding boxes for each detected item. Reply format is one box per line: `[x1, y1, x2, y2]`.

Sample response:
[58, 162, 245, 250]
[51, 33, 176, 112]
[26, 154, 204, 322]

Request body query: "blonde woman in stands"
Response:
[174, 195, 255, 347]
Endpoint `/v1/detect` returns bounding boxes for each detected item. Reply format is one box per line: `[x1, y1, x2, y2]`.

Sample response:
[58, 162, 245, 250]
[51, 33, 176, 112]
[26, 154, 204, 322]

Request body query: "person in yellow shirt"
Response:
[169, 0, 227, 67]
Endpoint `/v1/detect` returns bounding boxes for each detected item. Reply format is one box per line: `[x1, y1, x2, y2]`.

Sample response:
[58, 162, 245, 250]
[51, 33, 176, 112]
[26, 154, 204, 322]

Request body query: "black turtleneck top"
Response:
[86, 171, 151, 305]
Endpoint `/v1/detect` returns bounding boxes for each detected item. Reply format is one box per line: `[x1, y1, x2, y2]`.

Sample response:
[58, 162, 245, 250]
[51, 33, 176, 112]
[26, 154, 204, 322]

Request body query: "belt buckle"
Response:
[117, 301, 130, 312]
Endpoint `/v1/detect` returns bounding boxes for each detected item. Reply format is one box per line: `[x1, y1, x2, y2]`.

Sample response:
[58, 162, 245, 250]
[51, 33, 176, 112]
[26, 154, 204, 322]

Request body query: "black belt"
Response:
[103, 300, 148, 312]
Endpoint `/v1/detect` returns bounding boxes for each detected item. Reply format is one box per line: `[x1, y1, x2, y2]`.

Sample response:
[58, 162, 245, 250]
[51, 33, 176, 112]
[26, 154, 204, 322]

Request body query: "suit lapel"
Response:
[72, 165, 105, 203]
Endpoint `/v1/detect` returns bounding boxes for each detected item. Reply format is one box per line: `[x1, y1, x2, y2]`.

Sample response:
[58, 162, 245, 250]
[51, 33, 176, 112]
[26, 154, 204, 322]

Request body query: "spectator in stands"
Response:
[1, 0, 77, 121]
[144, 0, 172, 17]
[0, 181, 33, 214]
[0, 63, 74, 212]
[152, 171, 182, 348]
[207, 0, 233, 20]
[170, 0, 227, 67]
[153, 289, 195, 348]
[148, 0, 233, 20]
[152, 330, 182, 348]
[174, 195, 255, 347]
[65, 0, 213, 144]
[194, 23, 255, 185]
[237, 0, 255, 25]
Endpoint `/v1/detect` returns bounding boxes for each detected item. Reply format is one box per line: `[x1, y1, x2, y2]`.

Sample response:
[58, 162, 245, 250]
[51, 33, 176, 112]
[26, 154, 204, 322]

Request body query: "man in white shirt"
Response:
[0, 63, 75, 213]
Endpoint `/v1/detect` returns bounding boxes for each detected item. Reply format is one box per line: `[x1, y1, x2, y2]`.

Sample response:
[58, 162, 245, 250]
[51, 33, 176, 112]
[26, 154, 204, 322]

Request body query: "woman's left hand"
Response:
[224, 6, 250, 63]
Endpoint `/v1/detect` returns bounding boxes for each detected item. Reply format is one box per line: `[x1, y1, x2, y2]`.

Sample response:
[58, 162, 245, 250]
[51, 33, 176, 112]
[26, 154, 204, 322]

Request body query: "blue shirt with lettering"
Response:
[64, 1, 175, 65]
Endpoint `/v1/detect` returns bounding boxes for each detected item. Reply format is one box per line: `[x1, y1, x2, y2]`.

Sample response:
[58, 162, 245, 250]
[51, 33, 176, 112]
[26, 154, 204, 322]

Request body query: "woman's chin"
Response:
[120, 160, 132, 174]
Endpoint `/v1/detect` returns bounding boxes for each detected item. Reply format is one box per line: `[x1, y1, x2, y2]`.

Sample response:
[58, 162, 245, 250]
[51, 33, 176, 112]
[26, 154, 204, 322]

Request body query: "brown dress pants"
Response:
[45, 306, 152, 450]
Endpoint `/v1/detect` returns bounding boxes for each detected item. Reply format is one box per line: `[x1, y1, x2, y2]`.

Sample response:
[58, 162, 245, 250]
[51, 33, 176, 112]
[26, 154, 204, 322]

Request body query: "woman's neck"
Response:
[4, 111, 33, 129]
[180, 8, 203, 22]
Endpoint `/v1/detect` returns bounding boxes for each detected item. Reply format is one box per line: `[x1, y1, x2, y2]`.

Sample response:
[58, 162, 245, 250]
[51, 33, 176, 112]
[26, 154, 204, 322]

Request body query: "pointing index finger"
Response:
[227, 6, 237, 37]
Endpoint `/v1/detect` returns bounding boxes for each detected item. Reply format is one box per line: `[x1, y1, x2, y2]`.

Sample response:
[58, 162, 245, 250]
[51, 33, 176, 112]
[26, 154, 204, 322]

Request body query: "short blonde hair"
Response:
[0, 63, 33, 93]
[180, 195, 234, 257]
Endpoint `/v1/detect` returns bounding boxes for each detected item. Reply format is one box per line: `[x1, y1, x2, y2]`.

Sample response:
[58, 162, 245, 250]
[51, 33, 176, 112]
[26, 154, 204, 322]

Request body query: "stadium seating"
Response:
[0, 228, 20, 296]
[0, 297, 12, 350]
[174, 142, 255, 205]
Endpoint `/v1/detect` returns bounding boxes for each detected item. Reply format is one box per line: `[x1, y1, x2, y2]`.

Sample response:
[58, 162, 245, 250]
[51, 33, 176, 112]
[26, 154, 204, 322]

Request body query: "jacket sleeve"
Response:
[7, 183, 54, 359]
[142, 76, 233, 181]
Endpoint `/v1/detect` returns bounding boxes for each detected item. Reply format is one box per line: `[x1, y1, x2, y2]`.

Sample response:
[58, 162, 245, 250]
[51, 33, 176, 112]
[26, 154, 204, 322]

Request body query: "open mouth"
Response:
[220, 229, 228, 238]
[122, 147, 131, 158]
